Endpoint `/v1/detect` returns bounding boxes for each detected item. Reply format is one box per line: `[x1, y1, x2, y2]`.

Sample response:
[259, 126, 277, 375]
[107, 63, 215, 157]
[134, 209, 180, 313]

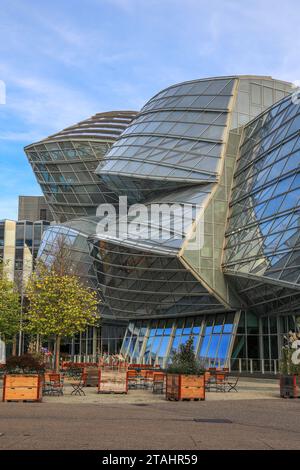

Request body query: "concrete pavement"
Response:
[0, 398, 300, 450]
[0, 378, 299, 450]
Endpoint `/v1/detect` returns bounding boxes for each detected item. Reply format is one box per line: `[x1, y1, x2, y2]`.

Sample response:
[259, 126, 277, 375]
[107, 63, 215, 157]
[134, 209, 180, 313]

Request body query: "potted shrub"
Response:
[165, 337, 205, 401]
[5, 353, 45, 374]
[280, 332, 300, 398]
[2, 354, 45, 402]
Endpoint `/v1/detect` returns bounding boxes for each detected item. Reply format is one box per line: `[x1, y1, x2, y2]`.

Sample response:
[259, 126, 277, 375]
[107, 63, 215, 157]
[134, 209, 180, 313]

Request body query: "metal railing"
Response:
[66, 354, 280, 374]
[199, 357, 280, 375]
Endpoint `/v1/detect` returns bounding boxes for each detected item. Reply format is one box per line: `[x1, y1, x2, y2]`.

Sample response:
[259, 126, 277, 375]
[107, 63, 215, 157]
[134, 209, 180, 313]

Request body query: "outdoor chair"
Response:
[226, 375, 239, 392]
[127, 370, 138, 389]
[215, 372, 228, 392]
[205, 371, 228, 392]
[152, 372, 165, 394]
[205, 373, 219, 392]
[204, 372, 213, 391]
[141, 370, 154, 389]
[67, 367, 84, 380]
[70, 375, 86, 396]
[43, 373, 64, 396]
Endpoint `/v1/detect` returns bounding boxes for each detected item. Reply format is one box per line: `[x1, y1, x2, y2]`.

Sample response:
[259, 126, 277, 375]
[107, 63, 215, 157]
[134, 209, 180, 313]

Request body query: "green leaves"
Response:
[25, 265, 100, 337]
[166, 337, 205, 376]
[0, 263, 21, 342]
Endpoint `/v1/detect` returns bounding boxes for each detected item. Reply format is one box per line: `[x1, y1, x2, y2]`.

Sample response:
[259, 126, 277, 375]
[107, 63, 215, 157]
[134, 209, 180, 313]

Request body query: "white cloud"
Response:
[0, 65, 99, 137]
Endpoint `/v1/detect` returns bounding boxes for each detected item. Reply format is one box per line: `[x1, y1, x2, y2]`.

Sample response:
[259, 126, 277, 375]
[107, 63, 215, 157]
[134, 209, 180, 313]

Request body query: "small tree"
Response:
[0, 262, 21, 345]
[166, 337, 205, 375]
[26, 258, 100, 371]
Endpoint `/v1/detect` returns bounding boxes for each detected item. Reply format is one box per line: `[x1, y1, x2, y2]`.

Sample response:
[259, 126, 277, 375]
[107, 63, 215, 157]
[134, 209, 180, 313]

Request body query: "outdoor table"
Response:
[205, 370, 229, 392]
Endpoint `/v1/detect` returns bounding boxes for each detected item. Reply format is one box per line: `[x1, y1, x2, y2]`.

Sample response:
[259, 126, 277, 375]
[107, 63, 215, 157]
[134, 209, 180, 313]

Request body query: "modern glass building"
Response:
[24, 111, 137, 222]
[86, 76, 296, 370]
[25, 76, 300, 372]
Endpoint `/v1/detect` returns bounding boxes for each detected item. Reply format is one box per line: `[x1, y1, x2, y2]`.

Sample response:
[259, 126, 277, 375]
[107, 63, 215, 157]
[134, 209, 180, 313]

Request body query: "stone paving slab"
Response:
[0, 378, 298, 450]
[39, 377, 280, 404]
[0, 377, 280, 405]
[0, 397, 300, 449]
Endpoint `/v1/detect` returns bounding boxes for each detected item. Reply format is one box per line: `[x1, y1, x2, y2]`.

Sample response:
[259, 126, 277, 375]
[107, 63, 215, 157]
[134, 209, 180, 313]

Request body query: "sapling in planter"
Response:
[165, 337, 206, 401]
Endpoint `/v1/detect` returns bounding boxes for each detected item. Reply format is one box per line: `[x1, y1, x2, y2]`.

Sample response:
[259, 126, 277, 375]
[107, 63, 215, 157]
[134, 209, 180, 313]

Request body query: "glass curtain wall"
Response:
[121, 313, 238, 367]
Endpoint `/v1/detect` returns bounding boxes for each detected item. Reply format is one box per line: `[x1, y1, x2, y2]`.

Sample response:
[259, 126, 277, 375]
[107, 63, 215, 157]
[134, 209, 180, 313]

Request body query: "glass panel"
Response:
[213, 314, 224, 333]
[199, 335, 210, 358]
[217, 335, 231, 359]
[183, 317, 193, 335]
[207, 335, 220, 358]
[223, 313, 234, 333]
[157, 336, 170, 360]
[170, 335, 181, 355]
[204, 317, 214, 334]
[237, 312, 246, 334]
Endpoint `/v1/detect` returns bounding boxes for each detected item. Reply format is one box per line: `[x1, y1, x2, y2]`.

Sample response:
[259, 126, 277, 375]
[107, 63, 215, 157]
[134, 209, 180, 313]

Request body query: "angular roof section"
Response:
[26, 111, 138, 146]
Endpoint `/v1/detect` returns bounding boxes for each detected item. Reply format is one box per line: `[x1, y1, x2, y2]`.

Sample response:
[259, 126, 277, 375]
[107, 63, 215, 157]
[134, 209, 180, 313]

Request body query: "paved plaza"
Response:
[0, 377, 300, 450]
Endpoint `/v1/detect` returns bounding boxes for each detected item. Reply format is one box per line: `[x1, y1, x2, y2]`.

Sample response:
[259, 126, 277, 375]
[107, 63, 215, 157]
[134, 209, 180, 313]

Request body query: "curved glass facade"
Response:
[25, 111, 137, 222]
[25, 75, 300, 370]
[223, 94, 300, 314]
[89, 239, 224, 321]
[96, 78, 235, 204]
[37, 220, 98, 289]
[89, 76, 293, 322]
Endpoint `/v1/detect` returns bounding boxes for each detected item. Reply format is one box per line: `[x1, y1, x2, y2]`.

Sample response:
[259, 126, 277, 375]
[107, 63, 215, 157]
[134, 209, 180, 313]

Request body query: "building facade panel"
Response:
[25, 111, 137, 222]
[223, 94, 300, 316]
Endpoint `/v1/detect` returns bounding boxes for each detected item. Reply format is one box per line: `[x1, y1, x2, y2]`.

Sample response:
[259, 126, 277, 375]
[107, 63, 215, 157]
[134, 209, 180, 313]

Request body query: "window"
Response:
[40, 208, 47, 220]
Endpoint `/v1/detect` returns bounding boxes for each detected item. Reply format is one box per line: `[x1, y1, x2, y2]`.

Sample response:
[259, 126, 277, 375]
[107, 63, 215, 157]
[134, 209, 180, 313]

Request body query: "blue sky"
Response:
[1, 0, 300, 219]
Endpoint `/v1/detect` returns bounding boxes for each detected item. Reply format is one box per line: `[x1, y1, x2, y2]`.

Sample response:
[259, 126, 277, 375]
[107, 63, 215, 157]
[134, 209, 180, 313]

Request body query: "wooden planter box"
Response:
[166, 374, 205, 401]
[280, 375, 300, 398]
[2, 374, 43, 402]
[98, 369, 128, 394]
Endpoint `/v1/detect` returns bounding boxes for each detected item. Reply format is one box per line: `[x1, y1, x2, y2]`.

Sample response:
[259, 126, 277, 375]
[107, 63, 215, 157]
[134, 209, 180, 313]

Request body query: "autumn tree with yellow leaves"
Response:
[26, 236, 100, 371]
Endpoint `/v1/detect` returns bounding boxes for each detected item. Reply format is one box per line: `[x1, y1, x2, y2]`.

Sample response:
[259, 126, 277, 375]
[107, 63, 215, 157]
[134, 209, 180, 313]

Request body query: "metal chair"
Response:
[68, 367, 84, 380]
[71, 375, 86, 396]
[44, 373, 64, 396]
[204, 371, 213, 391]
[215, 372, 228, 392]
[141, 370, 154, 389]
[152, 372, 165, 394]
[127, 370, 138, 389]
[226, 375, 239, 392]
